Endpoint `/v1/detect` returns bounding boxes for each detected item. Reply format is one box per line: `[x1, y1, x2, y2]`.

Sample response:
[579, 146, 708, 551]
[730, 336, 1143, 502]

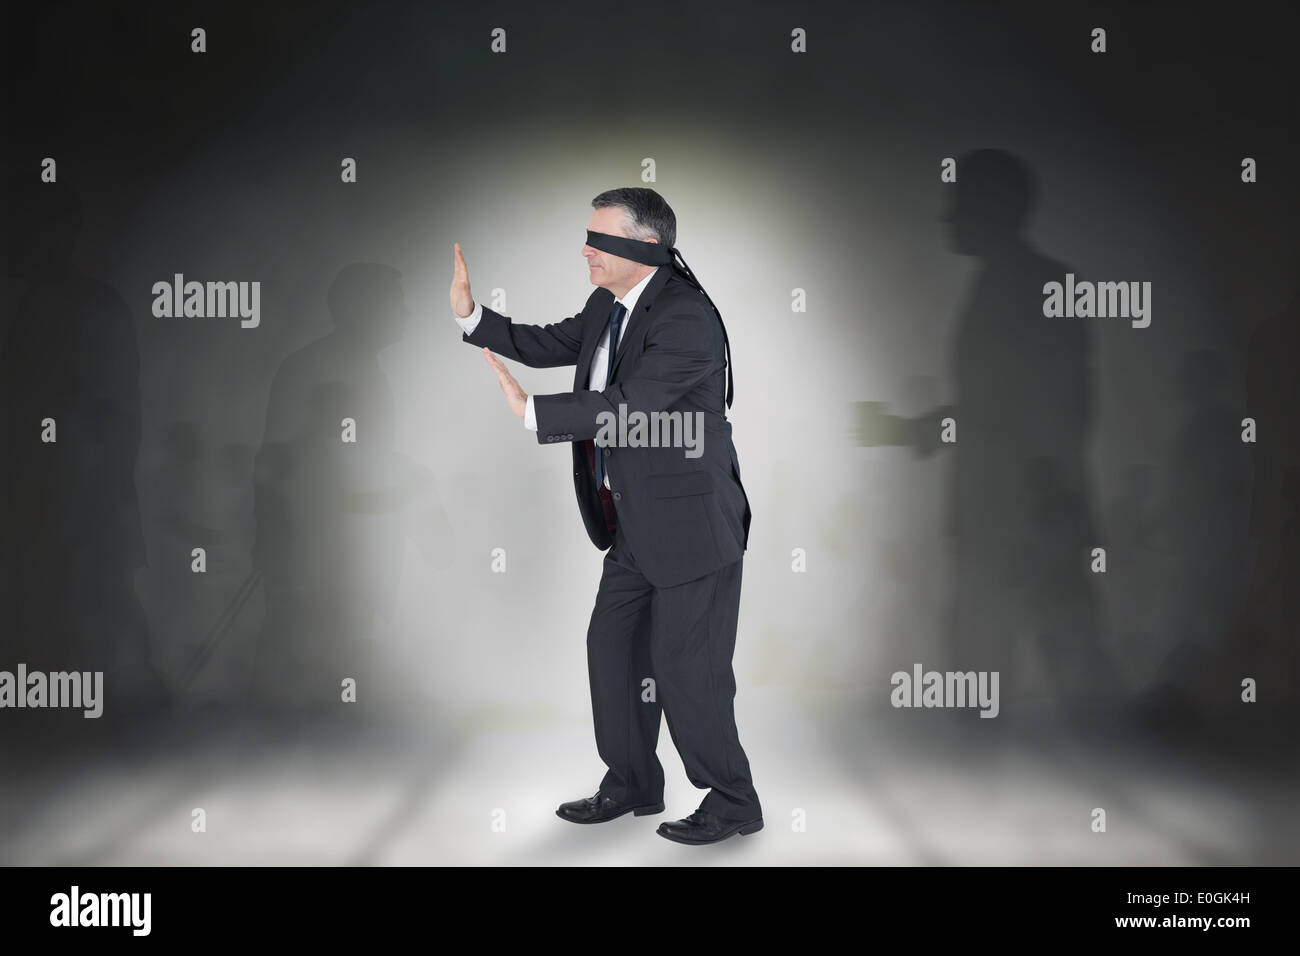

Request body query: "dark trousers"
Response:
[585, 527, 761, 822]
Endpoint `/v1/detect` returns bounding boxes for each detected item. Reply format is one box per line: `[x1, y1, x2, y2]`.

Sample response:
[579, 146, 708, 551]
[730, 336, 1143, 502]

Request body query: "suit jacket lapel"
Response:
[574, 290, 614, 390]
[608, 264, 674, 383]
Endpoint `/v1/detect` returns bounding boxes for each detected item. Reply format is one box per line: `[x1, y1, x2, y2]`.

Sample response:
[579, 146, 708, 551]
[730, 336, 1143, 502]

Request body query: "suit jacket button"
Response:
[612, 492, 621, 501]
[603, 448, 611, 457]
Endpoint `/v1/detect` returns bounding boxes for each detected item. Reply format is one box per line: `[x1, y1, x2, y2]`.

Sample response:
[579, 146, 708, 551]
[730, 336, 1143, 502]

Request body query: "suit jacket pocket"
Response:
[648, 471, 713, 498]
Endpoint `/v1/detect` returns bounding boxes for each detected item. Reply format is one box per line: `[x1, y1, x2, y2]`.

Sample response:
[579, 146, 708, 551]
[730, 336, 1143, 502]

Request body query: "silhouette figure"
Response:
[1110, 463, 1164, 555]
[135, 421, 257, 696]
[1156, 349, 1252, 697]
[0, 170, 167, 716]
[1105, 462, 1166, 671]
[856, 149, 1116, 713]
[250, 263, 451, 711]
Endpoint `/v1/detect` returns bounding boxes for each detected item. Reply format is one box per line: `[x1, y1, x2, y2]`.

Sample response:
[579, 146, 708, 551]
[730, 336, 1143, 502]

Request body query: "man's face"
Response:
[582, 206, 654, 295]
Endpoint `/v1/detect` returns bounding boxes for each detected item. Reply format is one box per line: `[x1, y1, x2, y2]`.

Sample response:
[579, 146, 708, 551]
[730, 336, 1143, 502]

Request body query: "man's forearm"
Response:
[532, 308, 718, 444]
[461, 304, 585, 369]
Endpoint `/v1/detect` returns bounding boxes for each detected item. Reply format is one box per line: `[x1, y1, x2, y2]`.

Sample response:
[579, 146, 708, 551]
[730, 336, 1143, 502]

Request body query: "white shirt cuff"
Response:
[454, 300, 482, 335]
[524, 394, 537, 431]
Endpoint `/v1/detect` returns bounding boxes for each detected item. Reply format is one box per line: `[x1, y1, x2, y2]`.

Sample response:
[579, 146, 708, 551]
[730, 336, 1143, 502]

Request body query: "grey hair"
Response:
[591, 186, 677, 249]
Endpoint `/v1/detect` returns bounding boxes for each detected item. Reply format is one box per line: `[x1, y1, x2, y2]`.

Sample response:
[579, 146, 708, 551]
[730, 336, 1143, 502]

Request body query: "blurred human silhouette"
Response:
[1110, 463, 1164, 554]
[0, 170, 167, 720]
[1156, 350, 1252, 697]
[250, 263, 451, 712]
[1105, 462, 1166, 672]
[856, 149, 1116, 713]
[135, 421, 257, 697]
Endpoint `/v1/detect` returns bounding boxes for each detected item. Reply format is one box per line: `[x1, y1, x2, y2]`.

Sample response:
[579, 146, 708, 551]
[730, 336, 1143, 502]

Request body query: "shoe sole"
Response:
[656, 817, 764, 845]
[556, 801, 666, 824]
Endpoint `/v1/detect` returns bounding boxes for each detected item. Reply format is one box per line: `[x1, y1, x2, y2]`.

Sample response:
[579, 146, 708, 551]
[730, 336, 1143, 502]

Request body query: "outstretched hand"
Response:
[483, 348, 527, 419]
[450, 242, 475, 318]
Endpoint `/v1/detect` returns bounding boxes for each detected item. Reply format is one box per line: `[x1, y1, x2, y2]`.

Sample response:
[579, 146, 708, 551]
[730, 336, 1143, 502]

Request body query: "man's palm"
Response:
[484, 348, 527, 419]
[451, 242, 475, 318]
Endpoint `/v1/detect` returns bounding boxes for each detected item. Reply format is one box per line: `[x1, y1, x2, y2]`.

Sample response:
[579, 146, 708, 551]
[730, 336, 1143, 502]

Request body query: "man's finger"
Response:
[483, 349, 516, 386]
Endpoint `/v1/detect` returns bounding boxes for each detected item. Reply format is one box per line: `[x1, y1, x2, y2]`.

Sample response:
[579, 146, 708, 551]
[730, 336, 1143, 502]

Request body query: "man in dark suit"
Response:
[449, 187, 761, 844]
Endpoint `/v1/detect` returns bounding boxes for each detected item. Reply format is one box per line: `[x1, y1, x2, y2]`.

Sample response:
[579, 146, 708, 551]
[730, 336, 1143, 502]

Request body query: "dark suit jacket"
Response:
[463, 265, 751, 588]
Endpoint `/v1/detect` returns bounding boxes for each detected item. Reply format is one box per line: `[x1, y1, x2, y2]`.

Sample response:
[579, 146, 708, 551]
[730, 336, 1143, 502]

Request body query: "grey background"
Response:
[1, 0, 1296, 864]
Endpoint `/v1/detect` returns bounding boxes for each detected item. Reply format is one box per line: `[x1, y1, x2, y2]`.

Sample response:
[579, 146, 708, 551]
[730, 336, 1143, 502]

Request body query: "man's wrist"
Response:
[454, 300, 483, 335]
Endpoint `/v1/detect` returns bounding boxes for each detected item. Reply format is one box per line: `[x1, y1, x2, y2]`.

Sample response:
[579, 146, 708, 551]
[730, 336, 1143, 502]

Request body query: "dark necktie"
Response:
[595, 300, 627, 489]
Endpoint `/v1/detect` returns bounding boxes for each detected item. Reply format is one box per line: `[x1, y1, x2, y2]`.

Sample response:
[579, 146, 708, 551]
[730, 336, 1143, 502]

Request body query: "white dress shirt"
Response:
[453, 267, 660, 487]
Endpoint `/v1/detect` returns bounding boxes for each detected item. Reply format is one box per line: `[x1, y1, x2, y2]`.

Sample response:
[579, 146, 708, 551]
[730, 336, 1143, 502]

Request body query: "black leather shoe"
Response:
[556, 792, 665, 824]
[656, 809, 764, 845]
